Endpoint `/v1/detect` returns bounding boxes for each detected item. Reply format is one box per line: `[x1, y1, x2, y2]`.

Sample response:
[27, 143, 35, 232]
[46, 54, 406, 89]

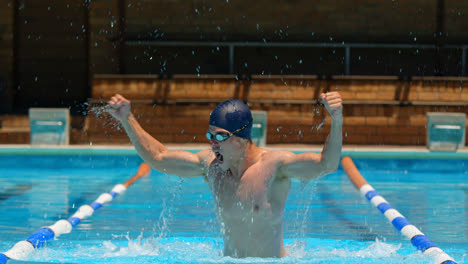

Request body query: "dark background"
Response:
[0, 0, 467, 114]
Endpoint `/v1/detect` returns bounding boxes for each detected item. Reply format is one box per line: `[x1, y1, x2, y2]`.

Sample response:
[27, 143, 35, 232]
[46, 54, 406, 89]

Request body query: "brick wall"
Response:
[446, 0, 468, 43]
[0, 1, 14, 113]
[124, 0, 439, 43]
[77, 75, 468, 146]
[1, 0, 467, 116]
[12, 0, 89, 113]
[89, 0, 119, 74]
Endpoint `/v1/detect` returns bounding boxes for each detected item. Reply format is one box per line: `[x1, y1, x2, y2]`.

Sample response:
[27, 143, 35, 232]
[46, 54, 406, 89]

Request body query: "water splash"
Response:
[88, 102, 122, 131]
[27, 237, 431, 264]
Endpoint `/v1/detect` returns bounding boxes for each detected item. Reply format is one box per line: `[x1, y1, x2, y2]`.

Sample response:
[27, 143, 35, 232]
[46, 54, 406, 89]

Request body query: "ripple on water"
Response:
[24, 236, 441, 264]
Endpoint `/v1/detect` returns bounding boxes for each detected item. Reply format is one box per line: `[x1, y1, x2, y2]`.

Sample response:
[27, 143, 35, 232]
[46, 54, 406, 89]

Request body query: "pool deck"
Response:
[0, 144, 467, 158]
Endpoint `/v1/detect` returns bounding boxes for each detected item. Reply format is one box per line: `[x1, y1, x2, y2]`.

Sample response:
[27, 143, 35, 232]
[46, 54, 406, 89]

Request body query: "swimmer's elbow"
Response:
[321, 160, 339, 175]
[151, 151, 166, 164]
[324, 166, 338, 176]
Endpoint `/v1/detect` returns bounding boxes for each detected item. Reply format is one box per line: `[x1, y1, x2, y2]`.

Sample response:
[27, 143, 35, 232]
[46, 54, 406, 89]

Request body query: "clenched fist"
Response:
[320, 92, 343, 120]
[107, 94, 131, 122]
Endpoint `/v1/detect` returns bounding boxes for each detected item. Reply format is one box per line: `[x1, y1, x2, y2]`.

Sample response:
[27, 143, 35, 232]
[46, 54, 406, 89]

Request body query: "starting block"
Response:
[29, 108, 70, 145]
[426, 112, 466, 151]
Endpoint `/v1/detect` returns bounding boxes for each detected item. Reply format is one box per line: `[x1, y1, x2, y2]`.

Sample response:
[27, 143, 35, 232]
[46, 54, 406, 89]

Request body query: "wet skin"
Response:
[107, 92, 343, 258]
[203, 126, 291, 257]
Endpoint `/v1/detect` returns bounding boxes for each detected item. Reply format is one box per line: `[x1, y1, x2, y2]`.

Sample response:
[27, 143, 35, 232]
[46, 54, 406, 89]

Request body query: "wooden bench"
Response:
[85, 74, 468, 145]
[92, 74, 242, 104]
[92, 74, 162, 103]
[248, 75, 321, 104]
[407, 76, 468, 106]
[330, 75, 402, 105]
[167, 74, 241, 103]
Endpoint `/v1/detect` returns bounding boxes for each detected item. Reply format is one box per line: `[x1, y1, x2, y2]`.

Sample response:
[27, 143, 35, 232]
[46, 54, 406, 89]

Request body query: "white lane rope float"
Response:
[341, 156, 456, 264]
[0, 163, 151, 264]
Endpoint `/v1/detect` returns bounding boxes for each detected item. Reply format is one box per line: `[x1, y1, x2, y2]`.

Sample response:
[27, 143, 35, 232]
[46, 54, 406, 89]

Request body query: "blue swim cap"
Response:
[209, 99, 253, 139]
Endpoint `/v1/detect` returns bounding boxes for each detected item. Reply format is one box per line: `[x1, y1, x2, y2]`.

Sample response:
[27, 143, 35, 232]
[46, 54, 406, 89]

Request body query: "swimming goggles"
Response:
[206, 120, 252, 142]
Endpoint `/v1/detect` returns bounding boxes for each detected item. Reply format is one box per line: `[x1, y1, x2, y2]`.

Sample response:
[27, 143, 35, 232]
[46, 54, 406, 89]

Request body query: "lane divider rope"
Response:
[341, 156, 456, 264]
[0, 163, 151, 264]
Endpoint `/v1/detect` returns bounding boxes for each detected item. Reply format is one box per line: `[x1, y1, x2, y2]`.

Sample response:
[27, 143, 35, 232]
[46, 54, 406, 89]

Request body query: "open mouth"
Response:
[215, 152, 224, 164]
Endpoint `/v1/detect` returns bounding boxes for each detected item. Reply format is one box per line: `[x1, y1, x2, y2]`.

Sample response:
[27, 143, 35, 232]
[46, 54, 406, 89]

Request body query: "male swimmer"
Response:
[108, 92, 343, 258]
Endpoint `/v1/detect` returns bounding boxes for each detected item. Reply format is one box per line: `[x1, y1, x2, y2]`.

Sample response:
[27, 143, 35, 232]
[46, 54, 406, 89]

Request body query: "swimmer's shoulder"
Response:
[259, 149, 295, 164]
[257, 149, 295, 182]
[195, 148, 215, 164]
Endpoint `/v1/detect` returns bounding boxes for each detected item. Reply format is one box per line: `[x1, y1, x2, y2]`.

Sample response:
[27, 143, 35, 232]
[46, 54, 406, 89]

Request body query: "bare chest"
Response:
[207, 164, 288, 218]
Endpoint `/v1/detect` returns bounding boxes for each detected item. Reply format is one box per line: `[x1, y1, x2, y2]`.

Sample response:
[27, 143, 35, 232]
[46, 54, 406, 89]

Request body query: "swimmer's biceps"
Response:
[155, 149, 207, 178]
[278, 152, 325, 181]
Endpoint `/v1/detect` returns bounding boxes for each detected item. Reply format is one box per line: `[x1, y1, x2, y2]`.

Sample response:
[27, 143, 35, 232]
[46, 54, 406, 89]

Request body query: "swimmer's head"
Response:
[209, 99, 253, 139]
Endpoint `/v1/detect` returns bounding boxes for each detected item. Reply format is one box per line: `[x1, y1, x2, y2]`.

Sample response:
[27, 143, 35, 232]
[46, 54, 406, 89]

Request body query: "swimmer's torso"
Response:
[205, 150, 291, 258]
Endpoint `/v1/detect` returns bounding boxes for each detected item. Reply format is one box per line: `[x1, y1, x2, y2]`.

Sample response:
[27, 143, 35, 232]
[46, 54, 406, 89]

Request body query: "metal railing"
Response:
[125, 40, 468, 76]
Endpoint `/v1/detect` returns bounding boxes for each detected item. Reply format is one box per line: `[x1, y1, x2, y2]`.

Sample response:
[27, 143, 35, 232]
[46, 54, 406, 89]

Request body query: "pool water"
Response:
[0, 153, 466, 263]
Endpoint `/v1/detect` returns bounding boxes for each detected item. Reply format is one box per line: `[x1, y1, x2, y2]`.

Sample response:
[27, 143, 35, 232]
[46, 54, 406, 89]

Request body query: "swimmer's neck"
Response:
[228, 141, 261, 179]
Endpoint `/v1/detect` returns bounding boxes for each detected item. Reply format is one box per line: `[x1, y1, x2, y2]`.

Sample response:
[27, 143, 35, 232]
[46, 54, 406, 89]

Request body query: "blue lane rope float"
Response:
[0, 163, 151, 264]
[341, 157, 457, 264]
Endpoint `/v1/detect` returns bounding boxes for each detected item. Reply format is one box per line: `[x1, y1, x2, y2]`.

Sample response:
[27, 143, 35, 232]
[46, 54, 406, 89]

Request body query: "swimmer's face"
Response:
[208, 125, 245, 170]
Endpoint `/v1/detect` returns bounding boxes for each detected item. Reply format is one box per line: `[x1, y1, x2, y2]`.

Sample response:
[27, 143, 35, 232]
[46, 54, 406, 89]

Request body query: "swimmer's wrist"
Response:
[120, 113, 135, 126]
[330, 114, 343, 123]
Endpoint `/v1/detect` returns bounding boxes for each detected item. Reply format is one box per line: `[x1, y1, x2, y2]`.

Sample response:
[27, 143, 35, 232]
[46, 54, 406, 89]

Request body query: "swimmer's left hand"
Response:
[320, 92, 343, 120]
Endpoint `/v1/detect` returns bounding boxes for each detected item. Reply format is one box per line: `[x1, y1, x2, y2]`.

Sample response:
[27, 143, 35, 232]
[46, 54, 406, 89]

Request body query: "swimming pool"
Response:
[0, 147, 466, 263]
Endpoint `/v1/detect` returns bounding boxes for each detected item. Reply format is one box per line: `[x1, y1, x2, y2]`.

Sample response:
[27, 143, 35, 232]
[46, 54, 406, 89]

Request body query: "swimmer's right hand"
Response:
[107, 94, 131, 122]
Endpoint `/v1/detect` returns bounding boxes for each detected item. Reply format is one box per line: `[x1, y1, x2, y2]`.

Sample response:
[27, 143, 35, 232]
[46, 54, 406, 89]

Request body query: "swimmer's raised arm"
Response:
[107, 94, 208, 178]
[279, 92, 343, 181]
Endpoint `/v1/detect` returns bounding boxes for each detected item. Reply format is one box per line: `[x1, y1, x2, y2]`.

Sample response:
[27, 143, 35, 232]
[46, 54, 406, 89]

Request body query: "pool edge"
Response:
[0, 144, 467, 158]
